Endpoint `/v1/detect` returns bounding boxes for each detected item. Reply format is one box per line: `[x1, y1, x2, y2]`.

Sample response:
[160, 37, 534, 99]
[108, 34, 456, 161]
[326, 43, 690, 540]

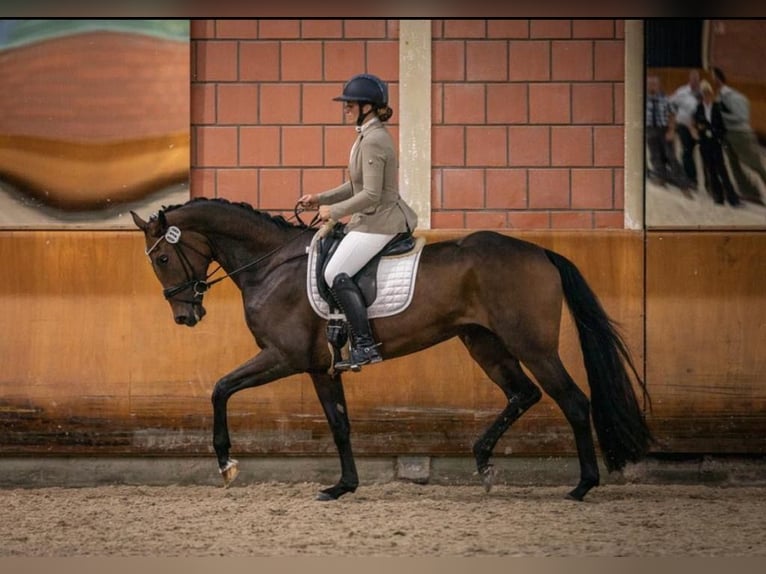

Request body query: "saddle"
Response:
[314, 222, 417, 308]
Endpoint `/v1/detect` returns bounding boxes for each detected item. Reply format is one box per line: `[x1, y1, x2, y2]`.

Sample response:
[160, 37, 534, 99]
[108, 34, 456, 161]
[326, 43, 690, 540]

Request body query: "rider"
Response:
[298, 73, 418, 371]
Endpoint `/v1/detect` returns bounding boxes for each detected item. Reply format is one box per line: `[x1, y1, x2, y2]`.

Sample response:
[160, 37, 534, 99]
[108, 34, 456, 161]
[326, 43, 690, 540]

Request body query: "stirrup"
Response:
[334, 343, 382, 372]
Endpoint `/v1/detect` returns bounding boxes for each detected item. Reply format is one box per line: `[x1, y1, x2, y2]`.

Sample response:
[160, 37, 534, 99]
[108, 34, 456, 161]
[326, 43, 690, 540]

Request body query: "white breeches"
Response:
[324, 230, 396, 285]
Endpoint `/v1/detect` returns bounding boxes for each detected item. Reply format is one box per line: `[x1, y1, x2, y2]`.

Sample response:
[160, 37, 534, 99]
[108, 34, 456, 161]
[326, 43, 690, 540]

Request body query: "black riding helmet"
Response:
[333, 73, 389, 126]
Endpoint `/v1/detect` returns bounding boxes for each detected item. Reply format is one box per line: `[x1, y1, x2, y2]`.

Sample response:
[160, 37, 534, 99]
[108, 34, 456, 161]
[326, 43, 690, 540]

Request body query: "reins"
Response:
[153, 205, 321, 302]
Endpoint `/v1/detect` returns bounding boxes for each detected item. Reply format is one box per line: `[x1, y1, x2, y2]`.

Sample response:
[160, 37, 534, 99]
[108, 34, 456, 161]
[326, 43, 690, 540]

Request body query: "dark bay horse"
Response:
[131, 197, 652, 501]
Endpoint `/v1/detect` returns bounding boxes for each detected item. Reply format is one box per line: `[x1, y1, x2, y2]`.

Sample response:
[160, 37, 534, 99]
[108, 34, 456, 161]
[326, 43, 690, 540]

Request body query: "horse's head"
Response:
[131, 209, 212, 327]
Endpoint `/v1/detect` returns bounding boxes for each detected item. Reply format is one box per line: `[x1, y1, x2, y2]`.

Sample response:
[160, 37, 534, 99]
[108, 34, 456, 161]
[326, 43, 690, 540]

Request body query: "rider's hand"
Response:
[298, 194, 317, 209]
[318, 205, 332, 221]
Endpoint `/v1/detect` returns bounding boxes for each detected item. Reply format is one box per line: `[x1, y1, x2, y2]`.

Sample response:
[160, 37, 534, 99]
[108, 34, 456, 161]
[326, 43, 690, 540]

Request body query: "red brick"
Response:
[530, 20, 571, 39]
[239, 41, 280, 81]
[572, 20, 615, 39]
[529, 83, 570, 124]
[217, 169, 258, 204]
[615, 20, 625, 39]
[594, 126, 624, 167]
[508, 211, 550, 229]
[302, 168, 345, 194]
[282, 126, 323, 166]
[443, 84, 485, 124]
[442, 169, 485, 209]
[594, 211, 624, 229]
[430, 169, 443, 208]
[466, 41, 508, 81]
[571, 168, 614, 208]
[258, 20, 300, 39]
[508, 40, 550, 81]
[551, 211, 593, 229]
[324, 41, 366, 81]
[190, 20, 215, 40]
[281, 42, 322, 81]
[433, 41, 465, 82]
[366, 41, 399, 84]
[444, 20, 486, 38]
[196, 126, 238, 167]
[196, 41, 238, 82]
[431, 20, 444, 40]
[325, 126, 356, 166]
[466, 126, 507, 167]
[432, 126, 465, 166]
[431, 211, 465, 229]
[217, 84, 259, 125]
[595, 40, 625, 81]
[301, 19, 343, 38]
[239, 126, 281, 167]
[259, 84, 301, 124]
[487, 20, 529, 38]
[386, 20, 399, 39]
[552, 40, 593, 81]
[528, 168, 570, 208]
[303, 84, 345, 124]
[343, 19, 387, 38]
[191, 83, 216, 124]
[487, 84, 527, 124]
[190, 168, 216, 198]
[216, 20, 259, 39]
[572, 83, 613, 124]
[431, 83, 443, 124]
[486, 169, 527, 209]
[551, 126, 593, 166]
[508, 126, 550, 166]
[258, 169, 302, 210]
[465, 211, 508, 229]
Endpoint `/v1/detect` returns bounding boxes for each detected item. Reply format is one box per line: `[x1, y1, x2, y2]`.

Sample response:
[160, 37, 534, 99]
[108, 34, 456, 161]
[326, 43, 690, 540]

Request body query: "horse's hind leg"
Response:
[460, 327, 542, 492]
[310, 371, 359, 501]
[522, 355, 599, 501]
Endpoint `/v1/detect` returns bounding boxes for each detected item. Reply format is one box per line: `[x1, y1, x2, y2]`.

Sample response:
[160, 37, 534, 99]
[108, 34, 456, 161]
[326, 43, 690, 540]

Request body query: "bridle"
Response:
[145, 206, 321, 304]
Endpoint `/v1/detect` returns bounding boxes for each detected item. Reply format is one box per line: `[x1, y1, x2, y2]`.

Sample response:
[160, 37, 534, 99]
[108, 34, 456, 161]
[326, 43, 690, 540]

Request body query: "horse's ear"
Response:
[130, 210, 148, 231]
[157, 210, 168, 231]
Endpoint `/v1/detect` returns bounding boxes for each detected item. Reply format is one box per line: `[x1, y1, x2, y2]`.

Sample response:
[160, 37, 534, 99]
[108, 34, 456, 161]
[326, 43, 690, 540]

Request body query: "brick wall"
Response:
[190, 19, 626, 229]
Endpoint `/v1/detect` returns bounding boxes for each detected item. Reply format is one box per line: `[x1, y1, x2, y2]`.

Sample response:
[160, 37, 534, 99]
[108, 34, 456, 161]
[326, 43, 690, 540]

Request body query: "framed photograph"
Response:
[0, 20, 189, 229]
[645, 19, 766, 228]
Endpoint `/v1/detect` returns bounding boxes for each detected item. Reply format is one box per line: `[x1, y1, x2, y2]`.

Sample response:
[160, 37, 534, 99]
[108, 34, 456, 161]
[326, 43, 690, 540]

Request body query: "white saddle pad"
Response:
[306, 231, 426, 320]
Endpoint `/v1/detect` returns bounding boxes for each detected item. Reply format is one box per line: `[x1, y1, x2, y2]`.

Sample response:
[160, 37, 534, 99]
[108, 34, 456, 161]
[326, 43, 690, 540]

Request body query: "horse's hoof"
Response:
[479, 465, 496, 493]
[566, 478, 598, 501]
[315, 490, 337, 502]
[316, 483, 356, 501]
[219, 459, 239, 488]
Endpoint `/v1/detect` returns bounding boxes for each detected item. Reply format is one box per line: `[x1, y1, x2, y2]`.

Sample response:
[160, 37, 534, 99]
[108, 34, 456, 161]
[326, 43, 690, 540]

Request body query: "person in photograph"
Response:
[692, 80, 741, 206]
[669, 69, 703, 190]
[645, 75, 694, 194]
[711, 66, 766, 205]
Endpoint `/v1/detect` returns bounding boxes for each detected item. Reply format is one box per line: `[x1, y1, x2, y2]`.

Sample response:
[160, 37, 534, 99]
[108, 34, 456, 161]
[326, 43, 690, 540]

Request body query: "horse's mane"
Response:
[158, 197, 300, 230]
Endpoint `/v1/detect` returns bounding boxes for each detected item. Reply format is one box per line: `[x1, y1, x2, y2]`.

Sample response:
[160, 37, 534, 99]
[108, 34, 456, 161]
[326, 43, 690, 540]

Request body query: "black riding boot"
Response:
[330, 273, 382, 372]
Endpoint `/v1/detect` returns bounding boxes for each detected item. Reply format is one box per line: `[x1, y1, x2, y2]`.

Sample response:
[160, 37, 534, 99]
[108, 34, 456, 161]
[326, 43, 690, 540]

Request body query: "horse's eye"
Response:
[156, 254, 170, 265]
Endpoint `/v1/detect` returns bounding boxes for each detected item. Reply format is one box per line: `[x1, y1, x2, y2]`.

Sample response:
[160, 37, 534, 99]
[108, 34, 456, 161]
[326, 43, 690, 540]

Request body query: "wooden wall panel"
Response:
[645, 231, 766, 453]
[0, 229, 646, 458]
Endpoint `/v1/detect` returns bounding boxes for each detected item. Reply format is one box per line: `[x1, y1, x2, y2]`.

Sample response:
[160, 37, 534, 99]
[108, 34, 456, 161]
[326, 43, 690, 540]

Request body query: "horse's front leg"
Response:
[211, 348, 295, 487]
[310, 371, 358, 501]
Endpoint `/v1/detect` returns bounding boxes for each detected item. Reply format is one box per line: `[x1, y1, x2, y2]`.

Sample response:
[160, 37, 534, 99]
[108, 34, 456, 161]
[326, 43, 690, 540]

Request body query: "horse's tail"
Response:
[545, 249, 654, 472]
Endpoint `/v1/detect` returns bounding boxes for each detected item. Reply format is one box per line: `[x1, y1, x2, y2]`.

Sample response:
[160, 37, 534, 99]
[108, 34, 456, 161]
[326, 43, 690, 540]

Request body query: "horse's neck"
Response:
[184, 210, 303, 273]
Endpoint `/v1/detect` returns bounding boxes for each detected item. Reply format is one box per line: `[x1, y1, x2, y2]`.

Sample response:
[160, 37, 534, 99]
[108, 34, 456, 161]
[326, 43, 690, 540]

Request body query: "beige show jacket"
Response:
[317, 118, 418, 234]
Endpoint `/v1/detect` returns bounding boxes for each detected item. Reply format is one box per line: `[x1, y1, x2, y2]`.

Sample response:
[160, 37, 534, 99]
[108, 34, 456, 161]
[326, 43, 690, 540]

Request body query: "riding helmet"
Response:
[333, 73, 388, 107]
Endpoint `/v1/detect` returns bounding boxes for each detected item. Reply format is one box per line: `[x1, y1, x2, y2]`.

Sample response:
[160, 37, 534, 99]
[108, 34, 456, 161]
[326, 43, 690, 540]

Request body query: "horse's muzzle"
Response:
[175, 304, 206, 327]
